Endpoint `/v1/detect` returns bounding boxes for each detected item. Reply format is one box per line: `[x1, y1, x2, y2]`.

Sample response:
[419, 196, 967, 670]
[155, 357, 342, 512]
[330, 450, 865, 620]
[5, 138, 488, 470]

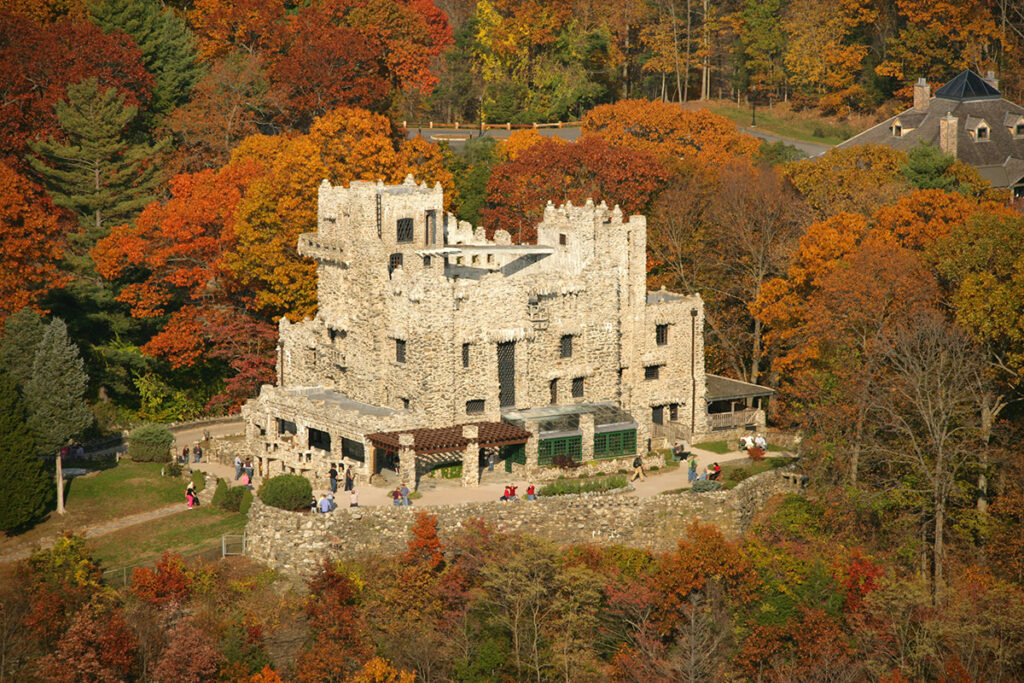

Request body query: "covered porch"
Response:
[366, 421, 532, 488]
[705, 374, 775, 433]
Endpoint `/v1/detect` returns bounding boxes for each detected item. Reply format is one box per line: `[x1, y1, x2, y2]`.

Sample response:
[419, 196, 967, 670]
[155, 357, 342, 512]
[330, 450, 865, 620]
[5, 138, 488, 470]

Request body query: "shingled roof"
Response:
[367, 421, 531, 455]
[838, 70, 1024, 190]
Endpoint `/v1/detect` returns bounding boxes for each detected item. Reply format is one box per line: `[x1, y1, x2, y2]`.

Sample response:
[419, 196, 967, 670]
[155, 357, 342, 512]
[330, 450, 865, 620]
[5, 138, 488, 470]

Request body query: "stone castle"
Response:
[241, 176, 771, 488]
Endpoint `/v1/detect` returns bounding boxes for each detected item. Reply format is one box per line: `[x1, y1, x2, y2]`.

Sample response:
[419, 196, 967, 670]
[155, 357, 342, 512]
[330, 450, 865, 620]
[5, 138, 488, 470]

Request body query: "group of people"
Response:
[328, 465, 356, 494]
[317, 489, 358, 512]
[391, 483, 411, 506]
[233, 456, 255, 487]
[180, 444, 203, 464]
[741, 433, 768, 456]
[499, 484, 536, 501]
[686, 454, 721, 482]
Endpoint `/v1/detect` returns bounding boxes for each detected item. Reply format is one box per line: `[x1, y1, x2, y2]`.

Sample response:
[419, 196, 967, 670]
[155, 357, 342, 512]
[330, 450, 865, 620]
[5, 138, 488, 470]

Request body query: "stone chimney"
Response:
[939, 112, 958, 157]
[913, 77, 930, 111]
[985, 70, 999, 92]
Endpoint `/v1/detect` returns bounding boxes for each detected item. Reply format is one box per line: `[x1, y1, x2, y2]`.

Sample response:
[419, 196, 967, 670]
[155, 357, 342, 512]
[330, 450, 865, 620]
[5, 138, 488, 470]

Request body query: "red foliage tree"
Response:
[294, 561, 372, 683]
[150, 618, 224, 683]
[404, 510, 445, 570]
[35, 601, 139, 683]
[481, 135, 670, 242]
[130, 553, 194, 607]
[0, 12, 153, 164]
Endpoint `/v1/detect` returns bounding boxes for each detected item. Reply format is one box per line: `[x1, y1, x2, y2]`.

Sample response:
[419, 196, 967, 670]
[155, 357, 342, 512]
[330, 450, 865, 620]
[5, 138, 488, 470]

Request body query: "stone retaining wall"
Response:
[245, 468, 804, 577]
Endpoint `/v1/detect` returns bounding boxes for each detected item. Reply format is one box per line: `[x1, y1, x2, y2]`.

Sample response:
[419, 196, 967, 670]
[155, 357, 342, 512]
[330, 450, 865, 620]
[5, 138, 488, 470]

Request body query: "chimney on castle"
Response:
[913, 77, 930, 111]
[939, 112, 958, 157]
[985, 70, 999, 92]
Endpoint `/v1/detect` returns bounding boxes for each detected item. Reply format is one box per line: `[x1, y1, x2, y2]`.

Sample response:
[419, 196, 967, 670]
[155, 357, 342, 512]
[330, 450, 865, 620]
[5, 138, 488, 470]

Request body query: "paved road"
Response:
[738, 126, 832, 157]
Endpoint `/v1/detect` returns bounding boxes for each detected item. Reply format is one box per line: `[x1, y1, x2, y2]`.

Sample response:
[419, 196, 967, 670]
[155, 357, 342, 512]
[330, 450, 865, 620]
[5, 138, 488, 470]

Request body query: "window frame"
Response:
[644, 365, 661, 381]
[656, 324, 669, 346]
[397, 217, 414, 243]
[395, 338, 406, 364]
[466, 399, 485, 414]
[560, 334, 573, 359]
[571, 376, 584, 398]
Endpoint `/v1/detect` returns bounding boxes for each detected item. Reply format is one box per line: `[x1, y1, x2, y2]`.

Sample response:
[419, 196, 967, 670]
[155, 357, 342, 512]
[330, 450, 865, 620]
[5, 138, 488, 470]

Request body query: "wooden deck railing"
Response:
[708, 408, 760, 431]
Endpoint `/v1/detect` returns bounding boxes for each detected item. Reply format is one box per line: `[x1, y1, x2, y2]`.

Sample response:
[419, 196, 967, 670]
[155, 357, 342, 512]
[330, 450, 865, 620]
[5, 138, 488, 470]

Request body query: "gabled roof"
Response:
[934, 70, 1001, 101]
[705, 374, 774, 402]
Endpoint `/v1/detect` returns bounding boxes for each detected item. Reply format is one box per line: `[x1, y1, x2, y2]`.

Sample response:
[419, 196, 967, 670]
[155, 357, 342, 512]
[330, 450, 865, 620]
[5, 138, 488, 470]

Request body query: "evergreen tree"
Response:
[23, 319, 92, 454]
[0, 368, 52, 532]
[902, 143, 957, 191]
[88, 0, 202, 116]
[27, 77, 164, 250]
[0, 308, 46, 388]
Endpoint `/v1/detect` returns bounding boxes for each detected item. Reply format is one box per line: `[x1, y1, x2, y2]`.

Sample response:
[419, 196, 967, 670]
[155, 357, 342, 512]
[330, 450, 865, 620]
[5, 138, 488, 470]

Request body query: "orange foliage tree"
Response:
[582, 99, 759, 169]
[480, 135, 670, 242]
[0, 162, 71, 322]
[294, 561, 371, 683]
[187, 0, 286, 61]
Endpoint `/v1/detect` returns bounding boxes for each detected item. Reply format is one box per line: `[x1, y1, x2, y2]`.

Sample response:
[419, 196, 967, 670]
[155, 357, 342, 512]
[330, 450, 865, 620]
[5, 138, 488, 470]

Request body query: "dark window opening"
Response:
[328, 327, 346, 342]
[426, 210, 436, 245]
[571, 377, 584, 398]
[401, 398, 410, 410]
[276, 418, 297, 435]
[342, 437, 364, 462]
[645, 365, 661, 380]
[669, 403, 679, 421]
[1017, 123, 1024, 136]
[395, 339, 406, 363]
[549, 379, 558, 404]
[498, 341, 516, 407]
[466, 399, 485, 414]
[388, 252, 403, 277]
[308, 427, 331, 451]
[656, 324, 669, 346]
[462, 343, 470, 368]
[560, 334, 573, 358]
[397, 217, 414, 243]
[559, 233, 567, 245]
[892, 124, 902, 137]
[423, 255, 431, 267]
[977, 126, 989, 140]
[652, 405, 664, 425]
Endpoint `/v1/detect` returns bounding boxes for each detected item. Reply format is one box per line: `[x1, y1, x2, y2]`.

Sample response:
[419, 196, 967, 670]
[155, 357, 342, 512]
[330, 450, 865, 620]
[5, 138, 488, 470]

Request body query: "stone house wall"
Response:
[245, 468, 804, 578]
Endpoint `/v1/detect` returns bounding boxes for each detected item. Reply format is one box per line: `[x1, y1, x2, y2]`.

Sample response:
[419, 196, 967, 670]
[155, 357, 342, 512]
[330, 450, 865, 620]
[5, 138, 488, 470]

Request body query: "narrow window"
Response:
[423, 255, 431, 267]
[388, 253, 403, 277]
[426, 210, 436, 245]
[395, 339, 406, 363]
[466, 399, 485, 414]
[1016, 123, 1024, 136]
[397, 217, 414, 243]
[652, 405, 664, 425]
[560, 334, 573, 359]
[571, 377, 584, 398]
[559, 234, 567, 245]
[669, 403, 679, 421]
[462, 343, 470, 368]
[549, 379, 558, 404]
[892, 124, 902, 137]
[656, 324, 668, 346]
[645, 365, 660, 381]
[977, 126, 989, 140]
[401, 398, 410, 410]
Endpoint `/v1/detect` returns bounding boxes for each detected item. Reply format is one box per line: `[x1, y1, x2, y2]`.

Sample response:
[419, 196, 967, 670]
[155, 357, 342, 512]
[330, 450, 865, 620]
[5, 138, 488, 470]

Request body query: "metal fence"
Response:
[221, 533, 246, 557]
[99, 533, 247, 587]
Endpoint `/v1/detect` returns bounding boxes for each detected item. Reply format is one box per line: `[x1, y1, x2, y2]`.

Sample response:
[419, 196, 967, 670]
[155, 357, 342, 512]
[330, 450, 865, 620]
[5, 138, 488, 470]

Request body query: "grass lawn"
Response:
[90, 507, 248, 569]
[720, 456, 791, 489]
[696, 100, 855, 146]
[694, 440, 733, 454]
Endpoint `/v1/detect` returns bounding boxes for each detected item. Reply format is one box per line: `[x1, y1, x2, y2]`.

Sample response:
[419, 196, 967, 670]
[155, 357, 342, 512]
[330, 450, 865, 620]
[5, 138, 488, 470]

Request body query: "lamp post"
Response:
[56, 447, 65, 515]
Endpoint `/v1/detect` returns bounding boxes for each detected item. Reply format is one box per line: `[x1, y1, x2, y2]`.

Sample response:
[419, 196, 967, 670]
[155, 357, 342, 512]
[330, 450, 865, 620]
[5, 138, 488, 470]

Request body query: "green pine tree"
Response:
[27, 77, 164, 249]
[0, 308, 46, 388]
[23, 319, 93, 454]
[902, 142, 957, 191]
[0, 368, 53, 532]
[88, 0, 202, 116]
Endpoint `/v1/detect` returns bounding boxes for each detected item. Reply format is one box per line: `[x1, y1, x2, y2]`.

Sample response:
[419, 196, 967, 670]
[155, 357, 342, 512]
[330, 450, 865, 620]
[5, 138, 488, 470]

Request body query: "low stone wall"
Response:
[246, 468, 804, 577]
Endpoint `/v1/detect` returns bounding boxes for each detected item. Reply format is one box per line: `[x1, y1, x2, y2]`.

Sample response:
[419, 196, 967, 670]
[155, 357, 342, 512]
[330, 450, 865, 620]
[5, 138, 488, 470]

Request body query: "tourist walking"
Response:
[234, 455, 243, 480]
[185, 482, 198, 509]
[688, 453, 698, 483]
[244, 458, 254, 482]
[400, 482, 410, 506]
[392, 487, 402, 506]
[631, 455, 646, 482]
[343, 467, 354, 491]
[328, 465, 338, 493]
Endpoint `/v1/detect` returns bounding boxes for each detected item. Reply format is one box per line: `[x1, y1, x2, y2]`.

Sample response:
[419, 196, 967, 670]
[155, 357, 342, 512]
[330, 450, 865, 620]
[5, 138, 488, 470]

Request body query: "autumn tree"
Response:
[35, 601, 139, 682]
[294, 562, 371, 683]
[782, 144, 910, 219]
[187, 0, 286, 60]
[150, 618, 224, 683]
[0, 162, 70, 320]
[480, 134, 670, 242]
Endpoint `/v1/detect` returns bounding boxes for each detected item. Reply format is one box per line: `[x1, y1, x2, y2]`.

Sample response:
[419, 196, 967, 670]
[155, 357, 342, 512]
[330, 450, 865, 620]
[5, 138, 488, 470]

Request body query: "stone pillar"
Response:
[939, 113, 958, 157]
[635, 417, 651, 457]
[580, 413, 595, 461]
[361, 437, 375, 480]
[398, 434, 416, 489]
[461, 425, 480, 487]
[524, 420, 540, 468]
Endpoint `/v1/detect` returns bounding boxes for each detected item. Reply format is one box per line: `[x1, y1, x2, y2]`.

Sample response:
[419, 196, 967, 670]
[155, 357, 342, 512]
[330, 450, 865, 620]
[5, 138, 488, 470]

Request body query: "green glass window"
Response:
[537, 435, 583, 466]
[593, 429, 637, 459]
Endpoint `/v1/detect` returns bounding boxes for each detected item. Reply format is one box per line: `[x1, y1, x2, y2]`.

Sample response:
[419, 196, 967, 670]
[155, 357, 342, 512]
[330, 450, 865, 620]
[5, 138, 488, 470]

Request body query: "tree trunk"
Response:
[933, 489, 945, 604]
[701, 0, 710, 99]
[669, 3, 683, 104]
[749, 315, 762, 384]
[683, 0, 692, 103]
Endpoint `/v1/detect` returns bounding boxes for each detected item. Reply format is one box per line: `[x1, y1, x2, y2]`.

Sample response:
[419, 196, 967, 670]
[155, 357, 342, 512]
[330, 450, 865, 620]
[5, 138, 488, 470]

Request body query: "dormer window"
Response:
[977, 125, 989, 140]
[892, 123, 902, 137]
[1016, 123, 1024, 137]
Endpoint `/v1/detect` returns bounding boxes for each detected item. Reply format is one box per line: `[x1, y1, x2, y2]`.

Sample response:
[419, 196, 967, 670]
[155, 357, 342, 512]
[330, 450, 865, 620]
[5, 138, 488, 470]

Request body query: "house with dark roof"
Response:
[838, 70, 1024, 196]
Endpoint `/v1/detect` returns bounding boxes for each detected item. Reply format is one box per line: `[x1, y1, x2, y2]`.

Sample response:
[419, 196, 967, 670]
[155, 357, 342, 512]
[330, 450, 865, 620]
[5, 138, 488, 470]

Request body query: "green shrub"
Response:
[211, 478, 228, 508]
[538, 474, 627, 496]
[239, 487, 253, 514]
[259, 474, 312, 511]
[691, 479, 723, 493]
[127, 423, 174, 462]
[191, 470, 206, 492]
[430, 464, 462, 479]
[164, 461, 182, 477]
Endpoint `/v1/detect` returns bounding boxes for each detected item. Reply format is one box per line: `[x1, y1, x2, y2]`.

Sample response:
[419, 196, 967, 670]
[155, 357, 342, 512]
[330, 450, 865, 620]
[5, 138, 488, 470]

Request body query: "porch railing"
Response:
[708, 408, 760, 431]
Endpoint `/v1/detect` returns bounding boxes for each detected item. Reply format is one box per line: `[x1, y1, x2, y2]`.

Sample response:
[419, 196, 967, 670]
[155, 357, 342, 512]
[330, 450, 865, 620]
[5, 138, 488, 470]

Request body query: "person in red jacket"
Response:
[526, 484, 536, 501]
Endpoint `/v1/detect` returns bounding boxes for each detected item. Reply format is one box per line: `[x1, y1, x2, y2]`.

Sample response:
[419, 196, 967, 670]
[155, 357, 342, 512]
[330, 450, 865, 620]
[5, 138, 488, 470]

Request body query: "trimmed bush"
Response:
[538, 474, 627, 497]
[259, 474, 312, 511]
[213, 480, 251, 513]
[190, 470, 206, 492]
[128, 423, 174, 462]
[691, 479, 723, 493]
[238, 487, 253, 514]
[211, 478, 228, 507]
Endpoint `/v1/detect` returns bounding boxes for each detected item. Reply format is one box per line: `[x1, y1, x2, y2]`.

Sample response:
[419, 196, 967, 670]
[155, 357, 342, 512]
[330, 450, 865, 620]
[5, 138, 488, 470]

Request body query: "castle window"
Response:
[571, 377, 584, 398]
[388, 253, 403, 277]
[652, 406, 664, 425]
[401, 398, 410, 410]
[560, 334, 573, 358]
[308, 427, 331, 451]
[426, 210, 437, 244]
[656, 324, 668, 346]
[559, 234, 567, 245]
[395, 339, 406, 363]
[276, 418, 297, 435]
[466, 399, 485, 414]
[977, 125, 989, 140]
[549, 379, 558, 404]
[462, 343, 470, 368]
[669, 403, 679, 421]
[328, 327, 346, 343]
[645, 365, 661, 381]
[423, 255, 431, 267]
[397, 217, 414, 243]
